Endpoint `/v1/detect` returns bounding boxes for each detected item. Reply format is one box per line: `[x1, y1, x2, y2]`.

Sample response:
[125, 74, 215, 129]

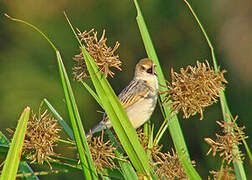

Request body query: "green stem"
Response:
[4, 14, 57, 51]
[133, 0, 201, 179]
[183, 0, 217, 70]
[55, 138, 76, 146]
[217, 159, 226, 180]
[183, 1, 248, 179]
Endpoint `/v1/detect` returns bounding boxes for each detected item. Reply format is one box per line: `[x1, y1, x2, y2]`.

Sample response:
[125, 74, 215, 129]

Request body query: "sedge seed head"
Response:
[10, 109, 62, 168]
[137, 129, 193, 179]
[162, 60, 227, 120]
[204, 115, 246, 164]
[73, 29, 122, 80]
[87, 131, 117, 171]
[209, 166, 236, 180]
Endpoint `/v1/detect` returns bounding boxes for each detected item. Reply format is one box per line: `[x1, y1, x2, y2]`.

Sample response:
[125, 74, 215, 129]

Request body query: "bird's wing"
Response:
[118, 79, 150, 109]
[101, 79, 150, 124]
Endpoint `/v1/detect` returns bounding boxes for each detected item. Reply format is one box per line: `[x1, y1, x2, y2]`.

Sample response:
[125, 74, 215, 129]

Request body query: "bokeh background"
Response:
[0, 0, 251, 179]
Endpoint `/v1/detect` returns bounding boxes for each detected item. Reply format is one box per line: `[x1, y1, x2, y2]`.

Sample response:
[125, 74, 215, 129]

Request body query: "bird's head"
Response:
[134, 58, 158, 88]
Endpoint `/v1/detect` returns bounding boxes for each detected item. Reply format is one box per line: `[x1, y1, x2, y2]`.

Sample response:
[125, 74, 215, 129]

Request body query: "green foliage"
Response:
[0, 107, 30, 180]
[65, 12, 152, 176]
[133, 0, 201, 179]
[56, 51, 98, 179]
[44, 98, 75, 140]
[183, 0, 249, 179]
[1, 1, 250, 179]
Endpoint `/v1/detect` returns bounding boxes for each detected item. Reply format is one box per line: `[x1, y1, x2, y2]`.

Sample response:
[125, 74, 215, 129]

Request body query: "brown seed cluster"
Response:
[204, 116, 247, 164]
[22, 109, 61, 167]
[87, 131, 117, 171]
[209, 167, 236, 180]
[87, 129, 191, 178]
[137, 130, 191, 179]
[162, 60, 227, 120]
[73, 29, 122, 80]
[151, 148, 190, 179]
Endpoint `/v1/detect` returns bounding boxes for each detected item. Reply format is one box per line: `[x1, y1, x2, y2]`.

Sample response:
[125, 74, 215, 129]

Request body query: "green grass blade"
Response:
[80, 80, 103, 108]
[106, 129, 139, 180]
[101, 168, 124, 180]
[0, 132, 39, 180]
[117, 158, 139, 180]
[18, 161, 39, 180]
[5, 14, 98, 179]
[56, 51, 98, 179]
[0, 131, 10, 145]
[43, 98, 75, 140]
[4, 14, 57, 52]
[183, 1, 248, 179]
[0, 107, 30, 180]
[81, 46, 151, 175]
[64, 12, 151, 176]
[133, 0, 201, 179]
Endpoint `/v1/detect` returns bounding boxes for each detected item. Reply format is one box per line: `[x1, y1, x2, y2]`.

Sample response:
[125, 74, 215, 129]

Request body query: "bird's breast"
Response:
[125, 95, 157, 129]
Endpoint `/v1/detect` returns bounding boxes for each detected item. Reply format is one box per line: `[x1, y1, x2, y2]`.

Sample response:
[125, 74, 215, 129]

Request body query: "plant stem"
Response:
[183, 1, 248, 179]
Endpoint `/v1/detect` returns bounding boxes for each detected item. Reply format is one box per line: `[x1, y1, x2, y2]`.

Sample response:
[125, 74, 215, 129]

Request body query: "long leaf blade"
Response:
[64, 12, 151, 175]
[183, 1, 248, 179]
[4, 14, 98, 179]
[0, 132, 39, 180]
[0, 107, 30, 180]
[133, 0, 201, 179]
[81, 47, 151, 175]
[80, 80, 103, 108]
[43, 98, 75, 140]
[56, 51, 98, 179]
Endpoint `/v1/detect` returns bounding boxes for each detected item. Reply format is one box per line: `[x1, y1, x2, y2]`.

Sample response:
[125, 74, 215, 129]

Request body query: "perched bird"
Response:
[88, 58, 159, 136]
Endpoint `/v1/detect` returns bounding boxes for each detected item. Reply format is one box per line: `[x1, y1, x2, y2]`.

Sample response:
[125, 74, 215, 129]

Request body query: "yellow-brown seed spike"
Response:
[135, 128, 191, 179]
[20, 109, 61, 168]
[204, 117, 246, 165]
[73, 29, 122, 80]
[87, 130, 117, 171]
[209, 166, 236, 180]
[162, 60, 227, 120]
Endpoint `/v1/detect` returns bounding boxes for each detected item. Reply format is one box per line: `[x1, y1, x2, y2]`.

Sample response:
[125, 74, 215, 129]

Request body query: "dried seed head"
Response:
[21, 109, 61, 167]
[209, 166, 236, 180]
[73, 29, 122, 80]
[153, 149, 188, 179]
[137, 129, 193, 179]
[162, 60, 227, 120]
[204, 115, 246, 164]
[87, 131, 117, 171]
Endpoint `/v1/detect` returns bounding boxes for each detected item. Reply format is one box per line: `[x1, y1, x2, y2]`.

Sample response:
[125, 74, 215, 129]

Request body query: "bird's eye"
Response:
[141, 66, 146, 71]
[147, 67, 153, 74]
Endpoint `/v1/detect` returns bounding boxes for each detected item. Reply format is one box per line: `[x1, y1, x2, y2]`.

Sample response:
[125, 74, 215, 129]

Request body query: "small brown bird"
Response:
[88, 58, 158, 136]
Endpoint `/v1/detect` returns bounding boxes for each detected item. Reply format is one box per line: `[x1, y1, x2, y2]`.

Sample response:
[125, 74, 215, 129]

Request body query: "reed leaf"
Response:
[133, 0, 201, 179]
[0, 131, 39, 180]
[44, 98, 75, 140]
[64, 12, 151, 176]
[183, 1, 248, 179]
[0, 107, 30, 180]
[4, 14, 98, 179]
[56, 51, 98, 179]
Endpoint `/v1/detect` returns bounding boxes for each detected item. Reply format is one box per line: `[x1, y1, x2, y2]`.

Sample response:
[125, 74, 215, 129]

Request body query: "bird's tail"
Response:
[85, 121, 110, 138]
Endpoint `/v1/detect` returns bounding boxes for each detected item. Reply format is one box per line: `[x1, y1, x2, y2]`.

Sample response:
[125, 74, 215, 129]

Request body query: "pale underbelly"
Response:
[125, 97, 157, 129]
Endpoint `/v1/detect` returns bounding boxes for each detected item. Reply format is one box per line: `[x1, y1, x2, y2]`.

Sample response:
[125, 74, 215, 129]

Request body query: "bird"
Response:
[87, 58, 159, 136]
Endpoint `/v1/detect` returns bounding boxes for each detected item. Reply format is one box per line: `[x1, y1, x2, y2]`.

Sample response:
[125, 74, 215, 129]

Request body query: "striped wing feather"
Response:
[90, 79, 150, 134]
[118, 79, 150, 109]
[102, 79, 150, 124]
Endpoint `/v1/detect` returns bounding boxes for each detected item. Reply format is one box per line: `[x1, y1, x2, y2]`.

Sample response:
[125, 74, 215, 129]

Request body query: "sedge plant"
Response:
[0, 1, 251, 180]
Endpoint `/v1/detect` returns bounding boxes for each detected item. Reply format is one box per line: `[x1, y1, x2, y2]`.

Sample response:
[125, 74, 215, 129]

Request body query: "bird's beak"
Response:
[153, 65, 157, 76]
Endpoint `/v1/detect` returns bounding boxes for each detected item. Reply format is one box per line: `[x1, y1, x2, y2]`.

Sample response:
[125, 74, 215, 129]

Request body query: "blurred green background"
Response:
[0, 0, 251, 179]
